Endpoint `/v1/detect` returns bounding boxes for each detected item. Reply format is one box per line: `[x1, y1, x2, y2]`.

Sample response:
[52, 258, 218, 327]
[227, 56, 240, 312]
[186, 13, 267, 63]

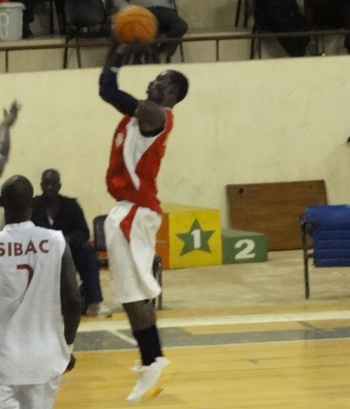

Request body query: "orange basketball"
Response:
[113, 5, 158, 43]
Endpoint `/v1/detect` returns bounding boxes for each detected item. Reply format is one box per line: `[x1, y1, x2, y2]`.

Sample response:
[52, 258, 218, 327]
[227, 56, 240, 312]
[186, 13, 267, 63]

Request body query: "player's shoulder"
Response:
[32, 195, 41, 205]
[117, 115, 132, 129]
[60, 195, 81, 210]
[60, 195, 78, 204]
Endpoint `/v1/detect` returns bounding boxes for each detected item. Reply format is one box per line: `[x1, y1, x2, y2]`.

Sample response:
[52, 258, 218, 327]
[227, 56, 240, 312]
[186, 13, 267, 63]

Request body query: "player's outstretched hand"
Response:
[64, 354, 76, 373]
[2, 100, 21, 128]
[105, 40, 130, 68]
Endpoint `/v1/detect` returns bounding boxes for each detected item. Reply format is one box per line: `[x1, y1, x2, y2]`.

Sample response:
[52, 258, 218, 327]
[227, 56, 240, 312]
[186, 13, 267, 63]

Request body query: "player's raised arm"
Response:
[2, 100, 20, 128]
[99, 42, 139, 116]
[0, 101, 21, 176]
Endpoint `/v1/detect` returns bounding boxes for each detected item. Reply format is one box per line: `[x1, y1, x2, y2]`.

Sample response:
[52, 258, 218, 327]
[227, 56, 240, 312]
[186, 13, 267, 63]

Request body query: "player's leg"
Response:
[105, 205, 168, 401]
[123, 300, 169, 402]
[105, 204, 162, 303]
[0, 384, 20, 409]
[1, 376, 61, 409]
[20, 377, 61, 409]
[123, 300, 162, 364]
[124, 208, 168, 402]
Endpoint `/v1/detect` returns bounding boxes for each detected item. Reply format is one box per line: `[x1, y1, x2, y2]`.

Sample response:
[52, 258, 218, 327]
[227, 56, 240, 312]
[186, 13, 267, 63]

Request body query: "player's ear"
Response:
[169, 84, 177, 95]
[168, 84, 179, 103]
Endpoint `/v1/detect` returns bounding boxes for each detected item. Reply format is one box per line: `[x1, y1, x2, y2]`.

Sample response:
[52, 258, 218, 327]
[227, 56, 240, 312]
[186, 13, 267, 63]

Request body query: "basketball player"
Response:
[0, 175, 82, 409]
[99, 42, 188, 402]
[0, 101, 21, 177]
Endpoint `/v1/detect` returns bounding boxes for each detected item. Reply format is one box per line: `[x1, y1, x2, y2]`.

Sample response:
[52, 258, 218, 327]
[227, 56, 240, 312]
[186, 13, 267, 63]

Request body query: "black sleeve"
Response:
[64, 200, 90, 251]
[99, 67, 139, 117]
[31, 197, 50, 229]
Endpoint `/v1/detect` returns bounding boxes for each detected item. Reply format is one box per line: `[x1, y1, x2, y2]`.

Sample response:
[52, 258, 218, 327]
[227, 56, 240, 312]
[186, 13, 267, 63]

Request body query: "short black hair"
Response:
[168, 70, 189, 103]
[41, 168, 60, 181]
[1, 175, 33, 212]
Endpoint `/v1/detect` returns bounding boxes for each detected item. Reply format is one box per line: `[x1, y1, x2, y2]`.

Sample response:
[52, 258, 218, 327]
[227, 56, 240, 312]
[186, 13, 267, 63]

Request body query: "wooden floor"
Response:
[56, 340, 350, 409]
[55, 250, 350, 408]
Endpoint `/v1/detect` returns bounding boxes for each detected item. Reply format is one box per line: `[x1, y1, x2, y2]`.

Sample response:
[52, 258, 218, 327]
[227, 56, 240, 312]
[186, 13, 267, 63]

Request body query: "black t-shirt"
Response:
[31, 195, 90, 253]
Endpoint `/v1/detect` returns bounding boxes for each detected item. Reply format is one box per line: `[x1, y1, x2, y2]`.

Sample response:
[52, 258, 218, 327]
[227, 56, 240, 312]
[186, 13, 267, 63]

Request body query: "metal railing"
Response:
[1, 29, 350, 73]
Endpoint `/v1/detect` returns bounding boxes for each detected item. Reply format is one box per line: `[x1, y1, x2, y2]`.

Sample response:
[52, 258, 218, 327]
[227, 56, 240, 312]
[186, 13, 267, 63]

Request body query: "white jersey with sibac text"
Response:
[0, 221, 70, 385]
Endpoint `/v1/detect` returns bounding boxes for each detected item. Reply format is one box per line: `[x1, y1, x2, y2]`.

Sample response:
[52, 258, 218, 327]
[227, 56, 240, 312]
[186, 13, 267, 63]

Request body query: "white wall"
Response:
[1, 55, 350, 232]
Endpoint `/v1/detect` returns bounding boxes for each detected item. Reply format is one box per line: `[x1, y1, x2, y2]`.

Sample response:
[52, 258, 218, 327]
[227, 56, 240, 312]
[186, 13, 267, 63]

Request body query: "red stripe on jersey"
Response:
[119, 205, 138, 242]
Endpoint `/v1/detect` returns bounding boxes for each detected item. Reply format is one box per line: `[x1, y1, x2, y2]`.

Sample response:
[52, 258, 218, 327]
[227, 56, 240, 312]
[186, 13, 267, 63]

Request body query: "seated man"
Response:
[304, 0, 350, 54]
[31, 169, 112, 317]
[254, 0, 310, 57]
[111, 0, 188, 62]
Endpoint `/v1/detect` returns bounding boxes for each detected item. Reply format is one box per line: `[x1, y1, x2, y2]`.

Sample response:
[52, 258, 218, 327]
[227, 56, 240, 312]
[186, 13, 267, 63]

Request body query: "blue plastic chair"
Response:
[300, 204, 350, 298]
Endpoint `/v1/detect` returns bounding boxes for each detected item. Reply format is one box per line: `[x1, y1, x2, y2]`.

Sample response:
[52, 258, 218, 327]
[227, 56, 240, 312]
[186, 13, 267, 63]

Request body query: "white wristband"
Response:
[67, 344, 74, 354]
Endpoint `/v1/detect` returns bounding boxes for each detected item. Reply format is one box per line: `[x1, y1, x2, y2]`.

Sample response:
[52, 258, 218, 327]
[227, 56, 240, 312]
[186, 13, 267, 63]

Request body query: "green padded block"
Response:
[221, 229, 268, 264]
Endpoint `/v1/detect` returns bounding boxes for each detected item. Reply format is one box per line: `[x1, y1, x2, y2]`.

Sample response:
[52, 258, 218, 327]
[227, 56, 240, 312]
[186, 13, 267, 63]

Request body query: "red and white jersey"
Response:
[0, 221, 70, 385]
[106, 108, 173, 213]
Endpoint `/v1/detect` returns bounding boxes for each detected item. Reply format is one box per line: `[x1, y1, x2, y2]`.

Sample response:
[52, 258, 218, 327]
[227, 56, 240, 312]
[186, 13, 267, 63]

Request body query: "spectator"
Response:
[111, 0, 188, 62]
[304, 0, 350, 54]
[254, 0, 311, 57]
[31, 169, 112, 317]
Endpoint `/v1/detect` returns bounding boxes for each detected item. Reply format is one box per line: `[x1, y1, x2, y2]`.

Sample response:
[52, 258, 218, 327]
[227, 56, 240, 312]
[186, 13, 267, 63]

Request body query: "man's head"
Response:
[40, 169, 61, 202]
[147, 70, 189, 107]
[1, 175, 33, 223]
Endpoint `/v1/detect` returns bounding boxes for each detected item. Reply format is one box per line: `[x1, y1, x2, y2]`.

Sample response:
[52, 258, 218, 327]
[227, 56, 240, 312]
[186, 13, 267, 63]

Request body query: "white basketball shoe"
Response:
[126, 356, 170, 402]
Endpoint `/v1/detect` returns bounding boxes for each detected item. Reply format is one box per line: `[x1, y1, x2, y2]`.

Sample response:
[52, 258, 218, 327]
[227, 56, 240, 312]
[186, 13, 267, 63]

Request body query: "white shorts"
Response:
[0, 375, 61, 409]
[105, 201, 162, 303]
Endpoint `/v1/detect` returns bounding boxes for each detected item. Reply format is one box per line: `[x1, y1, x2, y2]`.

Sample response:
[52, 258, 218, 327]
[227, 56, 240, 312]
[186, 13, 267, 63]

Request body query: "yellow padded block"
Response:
[156, 203, 222, 269]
